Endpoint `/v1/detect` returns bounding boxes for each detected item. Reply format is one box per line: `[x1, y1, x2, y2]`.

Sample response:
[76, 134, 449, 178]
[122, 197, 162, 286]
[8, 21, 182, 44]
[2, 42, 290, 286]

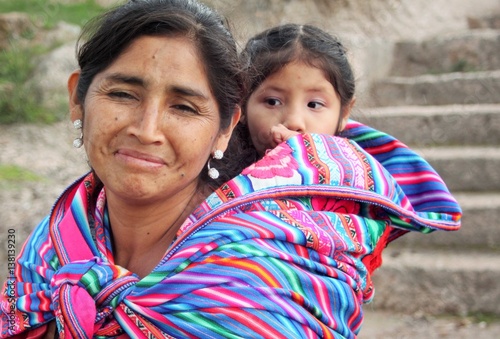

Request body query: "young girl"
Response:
[233, 23, 462, 335]
[240, 23, 355, 157]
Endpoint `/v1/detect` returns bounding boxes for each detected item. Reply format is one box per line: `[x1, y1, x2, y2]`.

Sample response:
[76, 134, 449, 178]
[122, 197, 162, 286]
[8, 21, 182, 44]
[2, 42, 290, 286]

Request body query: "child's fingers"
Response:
[271, 125, 299, 145]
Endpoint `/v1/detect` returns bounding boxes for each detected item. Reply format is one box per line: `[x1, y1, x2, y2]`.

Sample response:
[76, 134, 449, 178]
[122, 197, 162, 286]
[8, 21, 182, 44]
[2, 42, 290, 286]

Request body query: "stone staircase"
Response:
[357, 13, 500, 318]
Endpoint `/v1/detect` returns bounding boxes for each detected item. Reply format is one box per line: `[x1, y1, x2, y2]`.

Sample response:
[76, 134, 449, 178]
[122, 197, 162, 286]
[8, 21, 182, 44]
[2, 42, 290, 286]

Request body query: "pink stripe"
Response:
[308, 272, 334, 327]
[194, 287, 261, 308]
[57, 199, 94, 263]
[393, 171, 442, 184]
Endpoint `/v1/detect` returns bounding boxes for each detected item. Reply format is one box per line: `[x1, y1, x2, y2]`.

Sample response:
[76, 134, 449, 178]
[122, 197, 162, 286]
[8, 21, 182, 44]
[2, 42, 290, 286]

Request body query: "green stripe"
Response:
[349, 130, 383, 142]
[81, 269, 101, 296]
[268, 256, 305, 296]
[137, 271, 168, 287]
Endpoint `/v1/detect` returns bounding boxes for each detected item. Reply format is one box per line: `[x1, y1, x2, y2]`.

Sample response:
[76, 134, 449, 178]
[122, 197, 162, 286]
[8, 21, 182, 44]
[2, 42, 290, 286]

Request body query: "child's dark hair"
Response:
[240, 24, 355, 135]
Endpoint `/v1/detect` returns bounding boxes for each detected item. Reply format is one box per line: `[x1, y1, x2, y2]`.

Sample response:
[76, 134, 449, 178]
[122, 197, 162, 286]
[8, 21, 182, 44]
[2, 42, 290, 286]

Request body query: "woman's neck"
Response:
[106, 186, 208, 278]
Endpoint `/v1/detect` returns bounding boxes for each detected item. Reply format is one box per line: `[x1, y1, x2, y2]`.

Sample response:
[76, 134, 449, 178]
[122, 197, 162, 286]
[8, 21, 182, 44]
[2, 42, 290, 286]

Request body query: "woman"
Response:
[1, 2, 461, 338]
[1, 0, 244, 337]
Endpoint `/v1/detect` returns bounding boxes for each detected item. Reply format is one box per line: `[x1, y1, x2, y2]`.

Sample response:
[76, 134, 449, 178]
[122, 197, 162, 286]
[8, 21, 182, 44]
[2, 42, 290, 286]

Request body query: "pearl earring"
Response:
[207, 150, 223, 179]
[73, 119, 83, 148]
[213, 149, 223, 160]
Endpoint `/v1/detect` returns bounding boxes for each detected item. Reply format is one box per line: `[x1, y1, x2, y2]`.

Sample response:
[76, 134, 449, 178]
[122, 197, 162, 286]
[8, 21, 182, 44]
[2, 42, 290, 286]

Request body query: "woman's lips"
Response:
[115, 149, 166, 168]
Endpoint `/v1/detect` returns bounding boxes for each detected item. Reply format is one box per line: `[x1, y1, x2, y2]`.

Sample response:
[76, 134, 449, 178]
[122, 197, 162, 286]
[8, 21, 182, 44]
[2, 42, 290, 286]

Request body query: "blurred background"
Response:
[1, 0, 499, 337]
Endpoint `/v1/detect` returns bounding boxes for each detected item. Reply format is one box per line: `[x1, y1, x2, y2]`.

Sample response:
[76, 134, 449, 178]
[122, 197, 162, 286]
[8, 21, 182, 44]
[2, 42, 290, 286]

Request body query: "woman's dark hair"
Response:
[75, 0, 247, 189]
[240, 23, 356, 136]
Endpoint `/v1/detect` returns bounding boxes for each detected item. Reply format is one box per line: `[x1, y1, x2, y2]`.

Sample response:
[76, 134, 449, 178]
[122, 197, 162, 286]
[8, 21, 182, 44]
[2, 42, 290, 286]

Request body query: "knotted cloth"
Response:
[50, 258, 139, 338]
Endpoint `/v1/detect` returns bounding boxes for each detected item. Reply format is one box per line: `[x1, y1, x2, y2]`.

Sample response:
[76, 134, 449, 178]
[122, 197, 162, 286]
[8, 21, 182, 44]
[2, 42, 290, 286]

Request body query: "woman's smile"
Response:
[115, 148, 166, 169]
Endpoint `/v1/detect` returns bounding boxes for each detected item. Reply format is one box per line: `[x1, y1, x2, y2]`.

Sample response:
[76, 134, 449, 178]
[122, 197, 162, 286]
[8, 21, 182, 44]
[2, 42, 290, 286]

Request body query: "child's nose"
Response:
[282, 108, 306, 133]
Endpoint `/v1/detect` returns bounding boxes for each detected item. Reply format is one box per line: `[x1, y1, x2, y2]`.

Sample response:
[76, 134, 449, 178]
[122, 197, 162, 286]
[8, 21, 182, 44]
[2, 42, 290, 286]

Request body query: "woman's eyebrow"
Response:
[104, 73, 145, 86]
[171, 85, 208, 100]
[103, 73, 208, 100]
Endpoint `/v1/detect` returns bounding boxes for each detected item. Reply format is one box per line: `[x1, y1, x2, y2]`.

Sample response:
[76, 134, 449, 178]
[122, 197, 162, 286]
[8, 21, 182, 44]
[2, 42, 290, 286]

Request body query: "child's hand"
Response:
[270, 124, 299, 147]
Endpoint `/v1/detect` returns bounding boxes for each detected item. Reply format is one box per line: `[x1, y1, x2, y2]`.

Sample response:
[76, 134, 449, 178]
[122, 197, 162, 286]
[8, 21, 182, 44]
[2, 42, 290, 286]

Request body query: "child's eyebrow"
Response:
[258, 84, 287, 93]
[306, 87, 332, 93]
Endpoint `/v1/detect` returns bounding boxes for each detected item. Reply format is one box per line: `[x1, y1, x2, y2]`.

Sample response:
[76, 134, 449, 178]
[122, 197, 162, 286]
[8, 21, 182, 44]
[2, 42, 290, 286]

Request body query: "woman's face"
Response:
[245, 61, 349, 155]
[69, 35, 233, 205]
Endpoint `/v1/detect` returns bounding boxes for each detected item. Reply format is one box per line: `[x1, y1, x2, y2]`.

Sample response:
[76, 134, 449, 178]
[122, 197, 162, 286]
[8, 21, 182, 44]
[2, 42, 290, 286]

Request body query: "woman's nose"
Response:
[129, 103, 165, 144]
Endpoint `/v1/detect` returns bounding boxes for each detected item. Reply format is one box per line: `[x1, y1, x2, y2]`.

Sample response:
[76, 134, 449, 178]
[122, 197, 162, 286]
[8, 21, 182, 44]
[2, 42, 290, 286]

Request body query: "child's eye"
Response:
[265, 98, 282, 106]
[307, 101, 324, 109]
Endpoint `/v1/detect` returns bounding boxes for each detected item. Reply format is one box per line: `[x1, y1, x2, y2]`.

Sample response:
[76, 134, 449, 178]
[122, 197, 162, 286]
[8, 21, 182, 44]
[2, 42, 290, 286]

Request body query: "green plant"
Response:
[450, 59, 476, 73]
[0, 0, 111, 29]
[0, 165, 43, 182]
[0, 44, 56, 124]
[469, 312, 499, 325]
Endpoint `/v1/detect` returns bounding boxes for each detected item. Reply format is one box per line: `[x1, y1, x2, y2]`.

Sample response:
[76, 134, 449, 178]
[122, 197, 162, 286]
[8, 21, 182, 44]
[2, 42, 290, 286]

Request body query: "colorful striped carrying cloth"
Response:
[1, 123, 461, 338]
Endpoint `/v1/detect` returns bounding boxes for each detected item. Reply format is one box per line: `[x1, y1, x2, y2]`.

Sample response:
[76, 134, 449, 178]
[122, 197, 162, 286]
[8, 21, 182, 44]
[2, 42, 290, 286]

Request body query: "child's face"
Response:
[245, 61, 347, 155]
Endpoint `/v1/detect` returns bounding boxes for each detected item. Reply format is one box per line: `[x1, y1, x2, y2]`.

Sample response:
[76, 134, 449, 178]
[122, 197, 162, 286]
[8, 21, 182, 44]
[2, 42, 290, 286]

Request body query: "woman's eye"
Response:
[307, 101, 324, 109]
[109, 91, 135, 100]
[173, 104, 197, 114]
[265, 98, 281, 106]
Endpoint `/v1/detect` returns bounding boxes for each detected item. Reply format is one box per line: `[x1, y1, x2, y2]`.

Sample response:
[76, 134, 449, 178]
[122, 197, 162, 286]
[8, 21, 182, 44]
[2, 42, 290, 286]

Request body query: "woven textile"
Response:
[1, 123, 461, 338]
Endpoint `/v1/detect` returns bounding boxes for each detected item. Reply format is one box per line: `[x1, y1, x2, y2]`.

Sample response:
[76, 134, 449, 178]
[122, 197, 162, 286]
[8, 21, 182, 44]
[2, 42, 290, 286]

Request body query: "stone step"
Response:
[393, 192, 500, 250]
[357, 104, 500, 147]
[468, 13, 500, 30]
[361, 307, 500, 338]
[418, 146, 500, 192]
[368, 70, 500, 107]
[370, 247, 500, 316]
[389, 29, 500, 77]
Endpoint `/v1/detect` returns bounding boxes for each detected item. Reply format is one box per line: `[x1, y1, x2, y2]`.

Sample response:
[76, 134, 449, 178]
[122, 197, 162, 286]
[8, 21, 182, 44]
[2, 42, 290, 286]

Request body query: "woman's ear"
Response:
[68, 70, 83, 122]
[339, 97, 356, 132]
[217, 105, 242, 151]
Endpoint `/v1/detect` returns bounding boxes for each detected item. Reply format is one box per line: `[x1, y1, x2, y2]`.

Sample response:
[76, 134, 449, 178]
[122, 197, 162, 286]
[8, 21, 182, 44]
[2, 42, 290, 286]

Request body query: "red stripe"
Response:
[363, 139, 402, 155]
